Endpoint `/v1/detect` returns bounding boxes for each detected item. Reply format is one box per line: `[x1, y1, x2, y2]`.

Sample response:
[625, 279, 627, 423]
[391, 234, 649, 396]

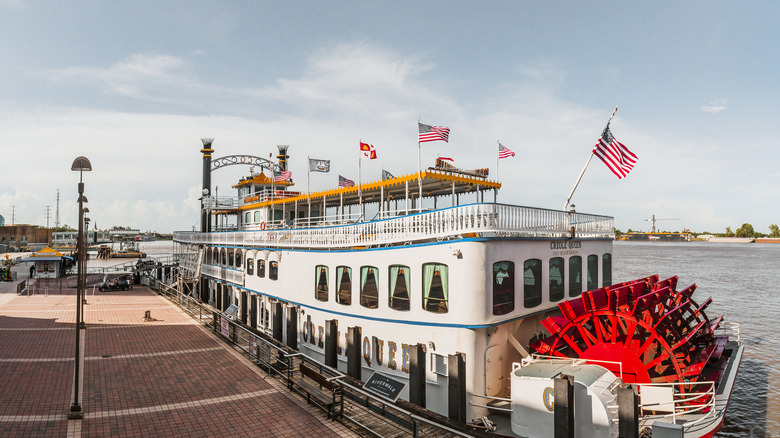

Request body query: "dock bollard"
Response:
[143, 310, 153, 322]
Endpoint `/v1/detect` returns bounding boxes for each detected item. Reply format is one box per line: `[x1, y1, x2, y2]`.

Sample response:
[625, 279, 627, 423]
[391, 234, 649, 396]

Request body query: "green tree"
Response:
[769, 224, 780, 238]
[614, 228, 623, 238]
[735, 223, 755, 238]
[724, 226, 735, 237]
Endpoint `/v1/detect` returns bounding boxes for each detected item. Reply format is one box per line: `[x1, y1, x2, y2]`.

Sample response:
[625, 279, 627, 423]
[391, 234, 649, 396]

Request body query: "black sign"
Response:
[363, 371, 407, 402]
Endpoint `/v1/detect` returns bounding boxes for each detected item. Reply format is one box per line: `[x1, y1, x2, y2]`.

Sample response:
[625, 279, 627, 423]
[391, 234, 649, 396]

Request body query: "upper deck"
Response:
[174, 201, 613, 249]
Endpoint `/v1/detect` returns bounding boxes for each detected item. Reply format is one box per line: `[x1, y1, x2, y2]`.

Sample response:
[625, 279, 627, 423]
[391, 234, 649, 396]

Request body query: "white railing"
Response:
[636, 381, 716, 428]
[175, 203, 613, 249]
[202, 264, 245, 285]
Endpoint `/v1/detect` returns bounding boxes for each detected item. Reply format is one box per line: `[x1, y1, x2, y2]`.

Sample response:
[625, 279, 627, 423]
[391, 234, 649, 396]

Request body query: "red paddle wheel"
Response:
[531, 275, 729, 385]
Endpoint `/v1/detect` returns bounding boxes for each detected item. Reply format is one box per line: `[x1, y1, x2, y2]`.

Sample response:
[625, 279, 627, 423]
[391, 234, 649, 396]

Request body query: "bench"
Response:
[290, 363, 343, 420]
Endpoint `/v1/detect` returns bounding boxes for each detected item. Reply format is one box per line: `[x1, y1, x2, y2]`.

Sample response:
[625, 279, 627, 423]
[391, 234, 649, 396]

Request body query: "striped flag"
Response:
[360, 142, 377, 159]
[418, 122, 450, 143]
[273, 170, 292, 182]
[498, 143, 515, 159]
[593, 127, 637, 179]
[338, 175, 355, 187]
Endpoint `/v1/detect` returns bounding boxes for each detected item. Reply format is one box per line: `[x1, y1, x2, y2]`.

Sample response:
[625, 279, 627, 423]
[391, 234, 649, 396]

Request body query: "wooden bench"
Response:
[290, 363, 343, 420]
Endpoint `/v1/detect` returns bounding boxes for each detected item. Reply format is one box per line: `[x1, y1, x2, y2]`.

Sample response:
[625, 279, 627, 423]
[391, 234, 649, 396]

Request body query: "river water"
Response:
[614, 241, 779, 437]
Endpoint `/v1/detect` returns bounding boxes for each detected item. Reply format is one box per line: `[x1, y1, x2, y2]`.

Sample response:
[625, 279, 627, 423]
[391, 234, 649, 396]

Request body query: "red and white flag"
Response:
[359, 142, 377, 159]
[593, 127, 637, 179]
[498, 143, 515, 159]
[418, 122, 450, 143]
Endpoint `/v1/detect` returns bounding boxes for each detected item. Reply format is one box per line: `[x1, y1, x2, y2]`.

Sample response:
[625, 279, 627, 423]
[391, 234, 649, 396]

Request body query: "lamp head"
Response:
[71, 156, 92, 172]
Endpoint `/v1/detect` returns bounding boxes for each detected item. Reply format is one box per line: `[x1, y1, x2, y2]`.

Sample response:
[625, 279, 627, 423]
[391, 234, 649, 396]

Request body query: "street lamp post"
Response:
[68, 156, 91, 420]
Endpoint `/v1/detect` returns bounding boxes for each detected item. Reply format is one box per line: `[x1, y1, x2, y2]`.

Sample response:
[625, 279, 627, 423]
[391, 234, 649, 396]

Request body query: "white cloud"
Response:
[701, 99, 727, 113]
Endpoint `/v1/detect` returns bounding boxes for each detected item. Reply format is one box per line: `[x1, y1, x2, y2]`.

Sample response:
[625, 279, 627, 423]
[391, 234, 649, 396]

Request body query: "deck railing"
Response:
[175, 203, 613, 249]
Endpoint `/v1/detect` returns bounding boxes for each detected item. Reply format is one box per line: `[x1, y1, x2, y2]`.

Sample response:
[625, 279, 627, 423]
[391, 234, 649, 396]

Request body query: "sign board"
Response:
[363, 371, 407, 402]
[224, 304, 239, 319]
[220, 317, 230, 338]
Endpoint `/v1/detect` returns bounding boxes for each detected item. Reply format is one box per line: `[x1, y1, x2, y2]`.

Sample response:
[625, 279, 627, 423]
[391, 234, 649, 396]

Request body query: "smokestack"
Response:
[277, 145, 289, 171]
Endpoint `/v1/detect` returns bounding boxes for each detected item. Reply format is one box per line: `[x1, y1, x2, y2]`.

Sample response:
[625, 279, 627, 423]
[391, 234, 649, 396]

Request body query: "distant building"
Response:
[0, 224, 51, 252]
[52, 230, 113, 246]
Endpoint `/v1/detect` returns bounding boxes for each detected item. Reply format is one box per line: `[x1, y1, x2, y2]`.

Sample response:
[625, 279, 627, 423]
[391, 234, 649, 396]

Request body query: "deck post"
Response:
[325, 320, 338, 368]
[618, 384, 639, 438]
[409, 343, 426, 408]
[286, 305, 298, 349]
[272, 302, 283, 343]
[554, 374, 574, 438]
[447, 352, 466, 423]
[347, 326, 362, 380]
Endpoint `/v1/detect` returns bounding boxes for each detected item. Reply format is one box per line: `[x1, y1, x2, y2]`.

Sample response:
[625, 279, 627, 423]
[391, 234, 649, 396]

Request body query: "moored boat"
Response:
[173, 142, 743, 437]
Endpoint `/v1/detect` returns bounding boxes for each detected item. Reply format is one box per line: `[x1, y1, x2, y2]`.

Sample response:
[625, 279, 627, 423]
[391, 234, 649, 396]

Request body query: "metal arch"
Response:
[211, 155, 277, 172]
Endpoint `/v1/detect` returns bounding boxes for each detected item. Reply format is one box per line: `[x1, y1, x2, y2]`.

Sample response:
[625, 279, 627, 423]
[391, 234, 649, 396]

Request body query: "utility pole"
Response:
[45, 206, 52, 228]
[11, 205, 15, 225]
[55, 189, 61, 228]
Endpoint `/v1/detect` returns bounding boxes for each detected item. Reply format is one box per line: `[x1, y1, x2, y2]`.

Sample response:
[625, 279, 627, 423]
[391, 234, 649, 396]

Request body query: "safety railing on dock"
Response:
[175, 202, 613, 249]
[151, 279, 477, 437]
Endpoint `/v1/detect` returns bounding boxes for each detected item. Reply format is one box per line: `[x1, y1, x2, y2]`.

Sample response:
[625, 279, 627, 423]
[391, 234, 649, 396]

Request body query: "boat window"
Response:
[247, 259, 254, 276]
[254, 211, 261, 223]
[228, 251, 235, 267]
[245, 212, 251, 224]
[257, 260, 265, 278]
[235, 250, 242, 268]
[602, 253, 612, 287]
[389, 265, 410, 311]
[423, 263, 448, 313]
[315, 265, 328, 301]
[549, 257, 565, 302]
[360, 266, 379, 309]
[269, 261, 278, 280]
[524, 259, 542, 308]
[587, 254, 598, 291]
[569, 256, 582, 297]
[336, 266, 352, 305]
[492, 261, 515, 315]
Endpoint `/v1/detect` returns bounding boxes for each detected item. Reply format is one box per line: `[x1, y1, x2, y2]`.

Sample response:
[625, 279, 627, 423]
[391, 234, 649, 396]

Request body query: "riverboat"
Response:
[173, 143, 743, 437]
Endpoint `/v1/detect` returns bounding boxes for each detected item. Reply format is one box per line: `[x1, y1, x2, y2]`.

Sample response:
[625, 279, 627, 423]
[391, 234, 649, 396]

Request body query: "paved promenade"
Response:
[0, 273, 361, 437]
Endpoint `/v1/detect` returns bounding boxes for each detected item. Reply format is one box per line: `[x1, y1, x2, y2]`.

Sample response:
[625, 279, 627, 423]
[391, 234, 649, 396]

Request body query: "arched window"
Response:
[228, 250, 234, 267]
[493, 261, 515, 315]
[602, 253, 612, 287]
[388, 265, 410, 311]
[254, 211, 262, 223]
[245, 212, 252, 223]
[336, 266, 352, 305]
[587, 254, 598, 291]
[257, 260, 265, 278]
[422, 263, 448, 313]
[315, 265, 328, 301]
[523, 259, 542, 308]
[360, 266, 379, 309]
[569, 256, 582, 297]
[549, 257, 565, 302]
[269, 261, 278, 280]
[235, 250, 242, 268]
[247, 259, 254, 276]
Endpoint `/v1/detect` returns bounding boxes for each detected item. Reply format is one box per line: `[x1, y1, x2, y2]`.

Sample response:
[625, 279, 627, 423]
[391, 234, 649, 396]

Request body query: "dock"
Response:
[0, 279, 362, 437]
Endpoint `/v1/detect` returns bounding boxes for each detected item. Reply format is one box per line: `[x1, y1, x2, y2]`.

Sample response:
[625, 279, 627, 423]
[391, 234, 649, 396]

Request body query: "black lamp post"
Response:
[68, 156, 91, 420]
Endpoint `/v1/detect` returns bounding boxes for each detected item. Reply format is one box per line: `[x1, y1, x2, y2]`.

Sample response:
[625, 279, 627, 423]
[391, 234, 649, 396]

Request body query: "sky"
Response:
[1, 1, 779, 234]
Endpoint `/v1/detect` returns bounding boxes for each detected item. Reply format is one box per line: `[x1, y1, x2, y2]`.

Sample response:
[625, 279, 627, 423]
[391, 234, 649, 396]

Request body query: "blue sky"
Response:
[1, 1, 778, 233]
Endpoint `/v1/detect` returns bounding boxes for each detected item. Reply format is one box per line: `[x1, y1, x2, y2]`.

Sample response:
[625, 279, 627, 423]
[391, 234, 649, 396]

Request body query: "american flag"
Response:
[360, 142, 377, 159]
[338, 175, 355, 187]
[418, 122, 450, 143]
[273, 170, 292, 182]
[593, 127, 637, 179]
[498, 143, 515, 159]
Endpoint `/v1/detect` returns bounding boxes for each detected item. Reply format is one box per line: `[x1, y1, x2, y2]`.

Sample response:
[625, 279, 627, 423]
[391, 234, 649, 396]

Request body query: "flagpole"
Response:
[307, 155, 311, 224]
[563, 106, 619, 211]
[417, 117, 422, 213]
[496, 140, 500, 203]
[358, 141, 363, 214]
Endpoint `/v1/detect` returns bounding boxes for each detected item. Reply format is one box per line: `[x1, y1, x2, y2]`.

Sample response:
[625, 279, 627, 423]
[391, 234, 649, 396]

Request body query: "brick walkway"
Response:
[0, 283, 361, 437]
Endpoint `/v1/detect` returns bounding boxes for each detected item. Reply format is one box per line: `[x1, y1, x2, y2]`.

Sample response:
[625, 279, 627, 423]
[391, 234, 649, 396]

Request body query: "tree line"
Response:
[615, 223, 780, 238]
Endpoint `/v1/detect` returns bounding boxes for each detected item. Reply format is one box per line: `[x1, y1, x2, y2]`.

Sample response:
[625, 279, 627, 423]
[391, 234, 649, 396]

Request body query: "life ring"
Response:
[259, 221, 266, 230]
